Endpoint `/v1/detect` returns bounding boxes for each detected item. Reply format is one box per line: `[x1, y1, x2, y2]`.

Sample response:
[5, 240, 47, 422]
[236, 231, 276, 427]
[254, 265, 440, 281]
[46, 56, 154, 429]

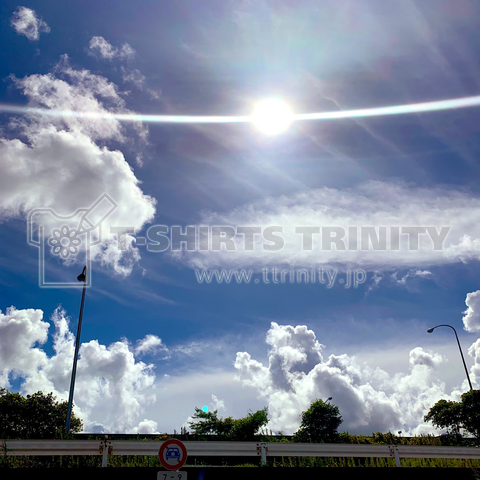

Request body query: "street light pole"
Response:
[427, 324, 473, 391]
[66, 266, 87, 433]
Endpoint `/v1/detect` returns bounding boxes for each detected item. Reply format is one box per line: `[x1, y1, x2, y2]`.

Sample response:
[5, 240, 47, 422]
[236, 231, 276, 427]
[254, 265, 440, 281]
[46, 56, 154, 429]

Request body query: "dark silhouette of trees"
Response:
[424, 399, 463, 436]
[424, 389, 480, 440]
[293, 399, 343, 443]
[188, 407, 268, 440]
[0, 388, 82, 439]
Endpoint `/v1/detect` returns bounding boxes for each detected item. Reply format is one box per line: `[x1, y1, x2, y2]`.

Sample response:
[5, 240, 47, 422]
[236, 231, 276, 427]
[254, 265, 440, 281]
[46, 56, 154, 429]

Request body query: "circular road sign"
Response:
[158, 439, 187, 470]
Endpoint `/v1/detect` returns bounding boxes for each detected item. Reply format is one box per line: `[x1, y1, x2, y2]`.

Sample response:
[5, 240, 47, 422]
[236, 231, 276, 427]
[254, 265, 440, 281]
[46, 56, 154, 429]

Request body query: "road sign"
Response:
[158, 439, 187, 471]
[157, 472, 187, 480]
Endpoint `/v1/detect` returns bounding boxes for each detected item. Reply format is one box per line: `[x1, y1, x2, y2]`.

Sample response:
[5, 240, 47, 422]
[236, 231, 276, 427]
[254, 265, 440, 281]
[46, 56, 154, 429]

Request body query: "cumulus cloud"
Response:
[463, 290, 480, 332]
[0, 306, 49, 387]
[133, 419, 159, 434]
[234, 321, 474, 435]
[89, 36, 136, 60]
[3, 306, 479, 435]
[1, 55, 155, 276]
[11, 7, 50, 41]
[135, 335, 169, 357]
[0, 306, 160, 433]
[468, 339, 480, 386]
[175, 182, 480, 273]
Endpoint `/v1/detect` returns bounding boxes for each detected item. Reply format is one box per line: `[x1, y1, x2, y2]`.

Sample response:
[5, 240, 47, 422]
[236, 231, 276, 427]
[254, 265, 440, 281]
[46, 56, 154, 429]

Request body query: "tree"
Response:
[229, 408, 269, 441]
[424, 389, 480, 440]
[188, 407, 268, 441]
[461, 390, 480, 439]
[423, 399, 463, 436]
[0, 388, 83, 439]
[293, 399, 343, 443]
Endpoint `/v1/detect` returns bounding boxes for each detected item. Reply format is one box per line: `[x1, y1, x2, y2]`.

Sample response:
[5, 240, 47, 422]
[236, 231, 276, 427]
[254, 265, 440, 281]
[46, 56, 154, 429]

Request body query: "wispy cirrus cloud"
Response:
[88, 36, 136, 60]
[172, 181, 480, 273]
[121, 67, 161, 100]
[11, 6, 50, 41]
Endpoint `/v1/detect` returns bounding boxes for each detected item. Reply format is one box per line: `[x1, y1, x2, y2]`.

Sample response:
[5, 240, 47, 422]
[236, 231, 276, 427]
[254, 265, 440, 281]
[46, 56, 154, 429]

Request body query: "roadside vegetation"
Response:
[1, 388, 480, 468]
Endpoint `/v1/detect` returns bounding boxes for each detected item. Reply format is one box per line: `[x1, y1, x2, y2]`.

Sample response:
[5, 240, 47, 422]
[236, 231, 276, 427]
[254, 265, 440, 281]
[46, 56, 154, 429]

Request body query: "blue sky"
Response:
[2, 1, 480, 435]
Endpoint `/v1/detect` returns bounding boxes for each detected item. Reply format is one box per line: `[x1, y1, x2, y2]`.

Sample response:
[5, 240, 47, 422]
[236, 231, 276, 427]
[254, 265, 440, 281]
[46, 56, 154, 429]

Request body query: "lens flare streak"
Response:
[1, 95, 480, 125]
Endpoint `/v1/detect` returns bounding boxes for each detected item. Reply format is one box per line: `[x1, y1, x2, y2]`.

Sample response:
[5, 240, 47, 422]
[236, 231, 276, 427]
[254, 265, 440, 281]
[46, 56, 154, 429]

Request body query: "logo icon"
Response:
[27, 193, 117, 287]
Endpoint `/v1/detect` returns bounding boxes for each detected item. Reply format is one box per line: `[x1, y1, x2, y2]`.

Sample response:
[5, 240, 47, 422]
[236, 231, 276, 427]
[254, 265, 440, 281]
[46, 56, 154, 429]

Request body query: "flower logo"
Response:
[48, 225, 82, 259]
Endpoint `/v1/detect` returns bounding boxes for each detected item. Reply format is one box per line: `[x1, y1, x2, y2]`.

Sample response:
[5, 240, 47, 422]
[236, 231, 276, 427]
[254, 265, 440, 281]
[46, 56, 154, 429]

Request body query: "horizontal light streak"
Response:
[1, 95, 480, 124]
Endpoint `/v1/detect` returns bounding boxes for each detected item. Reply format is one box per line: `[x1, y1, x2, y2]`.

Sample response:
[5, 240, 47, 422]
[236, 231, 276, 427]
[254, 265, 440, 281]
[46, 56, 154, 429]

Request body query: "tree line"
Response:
[1, 387, 479, 441]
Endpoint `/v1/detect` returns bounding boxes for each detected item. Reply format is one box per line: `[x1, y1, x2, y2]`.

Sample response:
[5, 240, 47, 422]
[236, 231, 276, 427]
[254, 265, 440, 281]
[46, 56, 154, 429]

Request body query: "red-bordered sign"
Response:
[158, 439, 187, 470]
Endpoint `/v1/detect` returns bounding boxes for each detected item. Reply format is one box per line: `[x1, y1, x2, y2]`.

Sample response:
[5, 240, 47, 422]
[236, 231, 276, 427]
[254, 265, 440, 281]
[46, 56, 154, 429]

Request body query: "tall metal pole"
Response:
[66, 266, 87, 433]
[427, 324, 473, 391]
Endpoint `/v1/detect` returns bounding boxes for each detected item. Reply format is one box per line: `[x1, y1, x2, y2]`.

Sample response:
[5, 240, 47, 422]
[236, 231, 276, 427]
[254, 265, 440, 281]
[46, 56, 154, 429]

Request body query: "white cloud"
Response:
[135, 334, 169, 357]
[89, 36, 136, 60]
[391, 270, 432, 286]
[0, 306, 159, 433]
[234, 321, 474, 435]
[0, 306, 49, 387]
[210, 394, 226, 412]
[122, 67, 146, 88]
[174, 182, 480, 273]
[1, 55, 155, 276]
[121, 67, 160, 99]
[133, 419, 159, 434]
[0, 304, 264, 433]
[463, 290, 480, 332]
[173, 341, 211, 357]
[2, 305, 479, 435]
[468, 339, 480, 386]
[11, 7, 50, 41]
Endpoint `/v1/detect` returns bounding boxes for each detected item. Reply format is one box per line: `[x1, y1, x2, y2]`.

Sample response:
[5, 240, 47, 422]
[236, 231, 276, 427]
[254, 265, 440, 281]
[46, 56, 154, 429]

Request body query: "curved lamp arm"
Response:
[427, 324, 473, 391]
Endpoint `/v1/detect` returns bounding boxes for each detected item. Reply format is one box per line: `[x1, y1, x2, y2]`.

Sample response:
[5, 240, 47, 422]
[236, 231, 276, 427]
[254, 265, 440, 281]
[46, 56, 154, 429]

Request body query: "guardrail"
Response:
[2, 439, 479, 468]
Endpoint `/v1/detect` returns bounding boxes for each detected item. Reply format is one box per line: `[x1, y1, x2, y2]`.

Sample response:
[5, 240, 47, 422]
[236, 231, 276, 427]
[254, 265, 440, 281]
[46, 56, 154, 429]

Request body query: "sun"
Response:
[252, 99, 293, 135]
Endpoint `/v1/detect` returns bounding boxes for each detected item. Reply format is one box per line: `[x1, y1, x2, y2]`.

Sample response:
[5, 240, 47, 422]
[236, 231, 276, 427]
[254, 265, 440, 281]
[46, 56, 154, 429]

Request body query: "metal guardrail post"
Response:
[257, 443, 268, 465]
[101, 437, 111, 467]
[388, 445, 401, 467]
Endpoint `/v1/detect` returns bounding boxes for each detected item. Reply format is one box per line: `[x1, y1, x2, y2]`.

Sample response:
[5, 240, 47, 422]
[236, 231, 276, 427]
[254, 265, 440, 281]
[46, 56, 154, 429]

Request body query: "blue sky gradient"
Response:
[2, 0, 480, 435]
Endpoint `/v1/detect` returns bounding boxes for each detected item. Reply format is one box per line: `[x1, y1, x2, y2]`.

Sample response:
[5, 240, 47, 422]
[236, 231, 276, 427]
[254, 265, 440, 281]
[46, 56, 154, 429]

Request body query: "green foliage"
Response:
[188, 407, 268, 441]
[0, 388, 82, 439]
[424, 398, 463, 435]
[293, 399, 343, 443]
[424, 389, 480, 440]
[230, 408, 269, 441]
[460, 390, 480, 439]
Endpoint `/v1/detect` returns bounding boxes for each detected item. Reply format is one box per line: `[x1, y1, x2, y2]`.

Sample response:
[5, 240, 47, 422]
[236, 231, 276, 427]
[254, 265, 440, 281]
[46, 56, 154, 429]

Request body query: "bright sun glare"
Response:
[252, 99, 293, 135]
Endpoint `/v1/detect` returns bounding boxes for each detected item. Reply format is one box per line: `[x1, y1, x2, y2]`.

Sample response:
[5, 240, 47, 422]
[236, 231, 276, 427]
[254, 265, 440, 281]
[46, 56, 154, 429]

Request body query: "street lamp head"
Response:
[327, 397, 332, 401]
[427, 327, 435, 333]
[77, 266, 87, 283]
